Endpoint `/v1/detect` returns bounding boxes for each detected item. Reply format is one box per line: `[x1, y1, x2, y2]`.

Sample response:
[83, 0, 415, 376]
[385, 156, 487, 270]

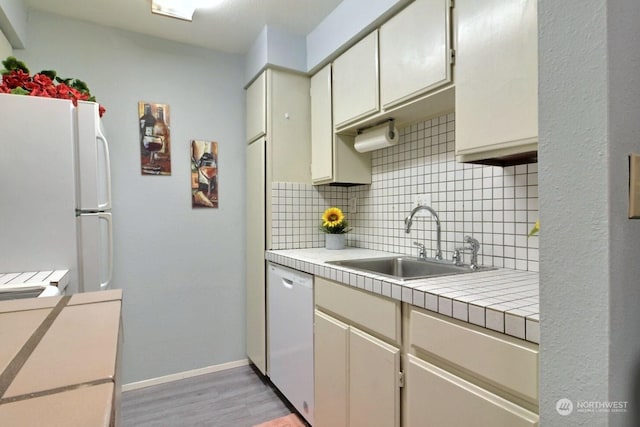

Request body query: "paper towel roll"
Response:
[354, 125, 399, 152]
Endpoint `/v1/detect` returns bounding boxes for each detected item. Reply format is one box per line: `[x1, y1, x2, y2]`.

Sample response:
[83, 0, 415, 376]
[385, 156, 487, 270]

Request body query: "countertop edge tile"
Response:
[266, 248, 539, 344]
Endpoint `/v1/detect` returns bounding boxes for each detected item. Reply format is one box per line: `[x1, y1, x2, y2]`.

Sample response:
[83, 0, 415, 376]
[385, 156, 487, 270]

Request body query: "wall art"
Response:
[139, 101, 171, 175]
[191, 140, 219, 208]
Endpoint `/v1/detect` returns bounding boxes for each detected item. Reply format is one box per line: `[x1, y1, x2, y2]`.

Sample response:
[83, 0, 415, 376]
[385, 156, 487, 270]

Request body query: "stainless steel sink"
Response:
[326, 256, 493, 281]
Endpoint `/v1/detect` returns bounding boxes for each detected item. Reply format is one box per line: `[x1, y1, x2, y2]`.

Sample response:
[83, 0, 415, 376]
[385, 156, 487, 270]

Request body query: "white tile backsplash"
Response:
[271, 114, 539, 272]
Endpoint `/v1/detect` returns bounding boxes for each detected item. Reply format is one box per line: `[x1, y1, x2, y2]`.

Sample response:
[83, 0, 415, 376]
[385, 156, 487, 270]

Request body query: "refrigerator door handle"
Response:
[96, 132, 112, 210]
[98, 212, 113, 290]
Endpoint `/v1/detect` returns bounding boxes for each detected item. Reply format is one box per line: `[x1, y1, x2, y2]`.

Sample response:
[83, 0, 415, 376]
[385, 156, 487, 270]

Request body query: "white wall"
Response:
[265, 26, 306, 74]
[245, 25, 307, 85]
[606, 0, 640, 425]
[0, 0, 26, 47]
[16, 10, 247, 383]
[245, 26, 268, 85]
[539, 0, 610, 423]
[540, 0, 640, 425]
[0, 27, 11, 58]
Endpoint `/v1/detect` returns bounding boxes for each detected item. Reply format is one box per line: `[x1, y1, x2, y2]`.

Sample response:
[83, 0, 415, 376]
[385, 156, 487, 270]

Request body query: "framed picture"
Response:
[191, 140, 218, 208]
[139, 101, 171, 175]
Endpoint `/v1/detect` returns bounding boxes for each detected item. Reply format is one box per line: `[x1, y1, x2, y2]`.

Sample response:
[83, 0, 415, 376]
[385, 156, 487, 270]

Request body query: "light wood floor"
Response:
[121, 365, 296, 427]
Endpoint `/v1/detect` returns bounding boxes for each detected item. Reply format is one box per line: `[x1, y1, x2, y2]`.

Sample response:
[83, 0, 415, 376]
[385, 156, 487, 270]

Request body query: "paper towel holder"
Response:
[357, 118, 396, 139]
[354, 118, 398, 153]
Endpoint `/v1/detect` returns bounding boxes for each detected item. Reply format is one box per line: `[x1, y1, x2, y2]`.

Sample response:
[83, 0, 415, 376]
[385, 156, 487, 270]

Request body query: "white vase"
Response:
[325, 233, 346, 250]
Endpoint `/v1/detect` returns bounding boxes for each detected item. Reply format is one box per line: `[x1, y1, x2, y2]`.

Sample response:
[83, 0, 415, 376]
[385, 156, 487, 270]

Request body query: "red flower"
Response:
[2, 69, 30, 89]
[0, 58, 106, 115]
[28, 87, 53, 98]
[32, 73, 53, 88]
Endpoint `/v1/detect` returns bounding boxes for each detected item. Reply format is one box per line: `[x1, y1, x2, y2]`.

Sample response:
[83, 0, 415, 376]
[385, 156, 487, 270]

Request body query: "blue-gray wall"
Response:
[539, 0, 640, 425]
[0, 0, 27, 47]
[16, 10, 247, 383]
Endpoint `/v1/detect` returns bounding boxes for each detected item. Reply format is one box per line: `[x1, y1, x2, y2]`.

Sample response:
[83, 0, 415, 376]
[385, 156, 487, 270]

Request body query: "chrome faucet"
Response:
[404, 205, 442, 260]
[453, 236, 480, 270]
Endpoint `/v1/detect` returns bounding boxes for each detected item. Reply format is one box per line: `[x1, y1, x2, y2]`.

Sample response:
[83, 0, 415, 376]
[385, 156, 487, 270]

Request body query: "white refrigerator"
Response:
[0, 94, 113, 293]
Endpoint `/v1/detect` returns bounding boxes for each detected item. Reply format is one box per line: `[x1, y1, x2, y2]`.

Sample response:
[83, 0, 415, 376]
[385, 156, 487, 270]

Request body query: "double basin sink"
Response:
[327, 256, 493, 281]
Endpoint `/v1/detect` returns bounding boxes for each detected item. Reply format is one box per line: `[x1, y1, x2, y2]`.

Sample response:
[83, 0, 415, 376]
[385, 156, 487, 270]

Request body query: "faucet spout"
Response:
[404, 205, 442, 260]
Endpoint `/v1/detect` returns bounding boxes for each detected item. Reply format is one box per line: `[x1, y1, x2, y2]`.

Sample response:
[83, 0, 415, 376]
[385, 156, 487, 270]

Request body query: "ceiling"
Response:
[24, 0, 343, 54]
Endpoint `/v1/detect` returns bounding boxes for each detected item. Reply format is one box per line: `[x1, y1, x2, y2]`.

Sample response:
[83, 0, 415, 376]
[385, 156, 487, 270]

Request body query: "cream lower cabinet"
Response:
[404, 305, 539, 427]
[245, 138, 266, 375]
[406, 355, 538, 427]
[314, 277, 401, 427]
[314, 310, 349, 427]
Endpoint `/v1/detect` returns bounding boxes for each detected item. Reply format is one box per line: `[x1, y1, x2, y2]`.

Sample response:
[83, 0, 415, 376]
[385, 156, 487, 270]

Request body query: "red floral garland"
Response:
[0, 62, 106, 117]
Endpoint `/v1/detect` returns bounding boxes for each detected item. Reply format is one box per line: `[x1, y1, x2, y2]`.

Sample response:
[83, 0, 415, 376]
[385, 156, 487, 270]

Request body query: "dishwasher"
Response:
[267, 262, 314, 425]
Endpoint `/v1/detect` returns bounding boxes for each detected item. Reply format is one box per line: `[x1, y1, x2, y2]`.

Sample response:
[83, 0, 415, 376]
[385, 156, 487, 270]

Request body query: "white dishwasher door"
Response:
[268, 263, 314, 425]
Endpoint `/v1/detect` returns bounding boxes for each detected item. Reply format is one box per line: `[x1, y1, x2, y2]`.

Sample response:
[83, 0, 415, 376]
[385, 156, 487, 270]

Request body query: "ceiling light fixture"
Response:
[151, 0, 197, 21]
[151, 0, 225, 21]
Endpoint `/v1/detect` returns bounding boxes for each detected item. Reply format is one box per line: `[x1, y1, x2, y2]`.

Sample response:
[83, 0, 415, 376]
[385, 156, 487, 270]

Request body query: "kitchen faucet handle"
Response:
[452, 249, 463, 266]
[464, 235, 480, 250]
[462, 236, 480, 270]
[413, 241, 427, 259]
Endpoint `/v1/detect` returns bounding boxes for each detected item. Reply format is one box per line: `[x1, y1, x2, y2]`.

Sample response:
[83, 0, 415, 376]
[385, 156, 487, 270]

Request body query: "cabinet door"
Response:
[246, 72, 266, 143]
[314, 310, 349, 427]
[380, 0, 452, 109]
[311, 64, 333, 183]
[268, 69, 312, 184]
[332, 30, 380, 128]
[405, 355, 539, 427]
[454, 0, 538, 162]
[245, 139, 266, 374]
[349, 327, 400, 427]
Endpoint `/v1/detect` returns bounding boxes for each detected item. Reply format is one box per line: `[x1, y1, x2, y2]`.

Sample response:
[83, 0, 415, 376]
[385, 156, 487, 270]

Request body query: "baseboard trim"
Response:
[122, 359, 250, 392]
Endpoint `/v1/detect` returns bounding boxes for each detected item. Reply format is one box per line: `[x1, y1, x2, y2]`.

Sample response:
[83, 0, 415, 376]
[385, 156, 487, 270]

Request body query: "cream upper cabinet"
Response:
[332, 30, 380, 129]
[311, 64, 371, 185]
[379, 0, 452, 109]
[246, 72, 266, 144]
[310, 64, 334, 183]
[454, 0, 538, 164]
[314, 277, 401, 427]
[332, 4, 454, 134]
[267, 69, 311, 184]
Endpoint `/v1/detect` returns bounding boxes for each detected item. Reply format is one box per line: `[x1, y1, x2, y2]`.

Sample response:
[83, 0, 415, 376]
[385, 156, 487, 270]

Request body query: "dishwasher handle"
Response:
[270, 264, 313, 289]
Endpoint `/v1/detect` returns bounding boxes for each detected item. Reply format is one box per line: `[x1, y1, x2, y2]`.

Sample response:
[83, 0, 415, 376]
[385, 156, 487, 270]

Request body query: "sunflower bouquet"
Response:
[320, 207, 351, 234]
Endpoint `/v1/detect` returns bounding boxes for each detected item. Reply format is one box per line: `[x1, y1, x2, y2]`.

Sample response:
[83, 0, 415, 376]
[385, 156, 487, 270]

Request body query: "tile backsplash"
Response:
[271, 113, 539, 272]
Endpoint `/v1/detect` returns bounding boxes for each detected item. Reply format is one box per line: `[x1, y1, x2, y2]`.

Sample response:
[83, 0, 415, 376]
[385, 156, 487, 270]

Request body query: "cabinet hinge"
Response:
[450, 48, 456, 65]
[398, 370, 405, 388]
[448, 0, 454, 9]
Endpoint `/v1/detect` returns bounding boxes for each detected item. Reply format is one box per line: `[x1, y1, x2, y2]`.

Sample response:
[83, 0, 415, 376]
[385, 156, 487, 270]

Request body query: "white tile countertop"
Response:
[266, 247, 540, 344]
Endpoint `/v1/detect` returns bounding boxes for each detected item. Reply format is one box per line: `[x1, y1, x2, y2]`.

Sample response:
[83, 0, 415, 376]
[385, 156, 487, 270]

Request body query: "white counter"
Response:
[266, 247, 539, 344]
